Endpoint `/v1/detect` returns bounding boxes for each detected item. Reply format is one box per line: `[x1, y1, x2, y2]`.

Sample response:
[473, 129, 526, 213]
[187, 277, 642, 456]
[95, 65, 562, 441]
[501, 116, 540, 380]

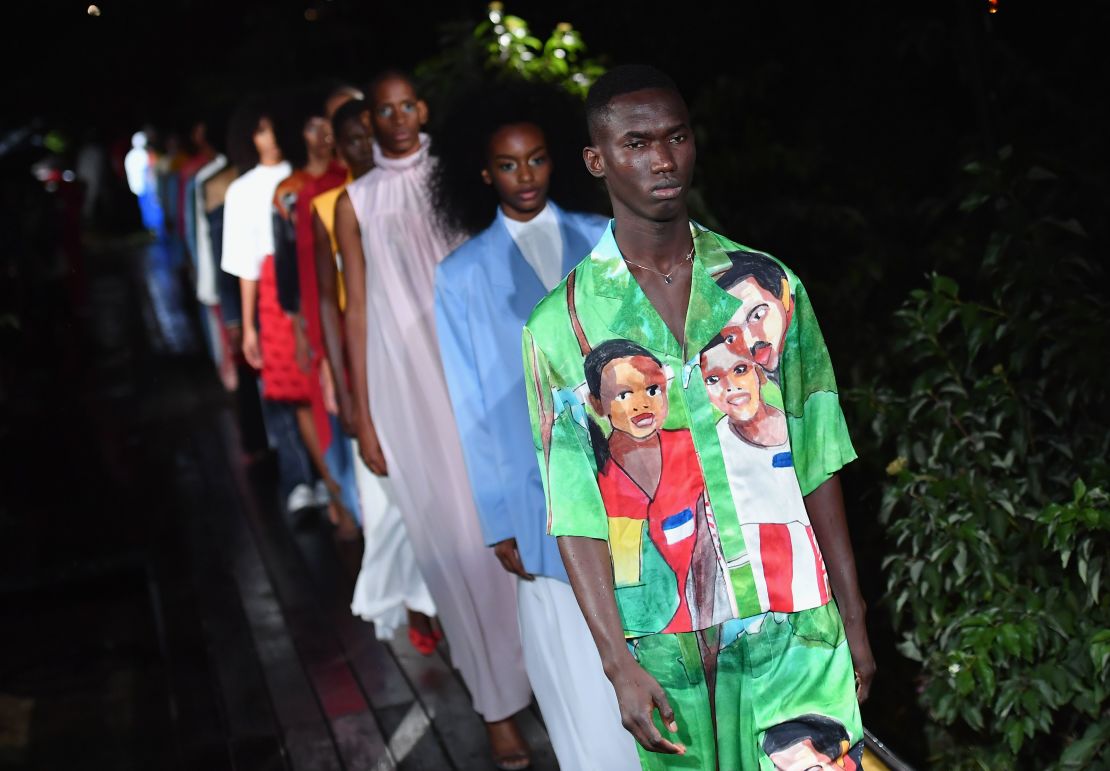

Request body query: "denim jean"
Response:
[258, 393, 314, 505]
[323, 414, 362, 525]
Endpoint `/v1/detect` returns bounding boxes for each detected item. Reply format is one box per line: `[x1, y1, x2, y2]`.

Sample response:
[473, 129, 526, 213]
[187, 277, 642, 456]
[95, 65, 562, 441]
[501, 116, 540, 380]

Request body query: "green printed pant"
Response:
[629, 602, 864, 771]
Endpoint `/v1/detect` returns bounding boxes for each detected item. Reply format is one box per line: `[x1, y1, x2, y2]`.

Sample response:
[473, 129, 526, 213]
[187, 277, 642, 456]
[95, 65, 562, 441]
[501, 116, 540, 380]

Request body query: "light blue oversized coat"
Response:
[435, 203, 609, 582]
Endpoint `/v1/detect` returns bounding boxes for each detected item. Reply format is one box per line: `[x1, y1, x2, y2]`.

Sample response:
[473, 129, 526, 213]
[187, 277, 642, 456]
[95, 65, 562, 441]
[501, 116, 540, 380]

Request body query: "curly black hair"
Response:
[429, 78, 608, 240]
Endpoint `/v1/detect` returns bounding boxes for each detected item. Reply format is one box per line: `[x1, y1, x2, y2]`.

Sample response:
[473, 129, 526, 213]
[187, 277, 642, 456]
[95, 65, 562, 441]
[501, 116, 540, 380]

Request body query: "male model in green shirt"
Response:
[522, 65, 876, 769]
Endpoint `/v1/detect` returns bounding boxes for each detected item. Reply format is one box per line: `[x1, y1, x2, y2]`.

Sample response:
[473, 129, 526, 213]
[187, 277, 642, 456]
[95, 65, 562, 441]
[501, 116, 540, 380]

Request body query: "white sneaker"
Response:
[286, 483, 316, 514]
[314, 479, 331, 507]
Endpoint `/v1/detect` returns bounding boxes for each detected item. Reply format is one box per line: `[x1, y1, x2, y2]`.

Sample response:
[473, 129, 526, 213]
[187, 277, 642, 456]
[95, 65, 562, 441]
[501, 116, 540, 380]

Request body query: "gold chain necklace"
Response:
[623, 244, 695, 285]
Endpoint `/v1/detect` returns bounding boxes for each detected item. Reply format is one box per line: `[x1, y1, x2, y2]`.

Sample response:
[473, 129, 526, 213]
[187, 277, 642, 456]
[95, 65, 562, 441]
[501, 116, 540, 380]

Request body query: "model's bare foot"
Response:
[486, 717, 530, 770]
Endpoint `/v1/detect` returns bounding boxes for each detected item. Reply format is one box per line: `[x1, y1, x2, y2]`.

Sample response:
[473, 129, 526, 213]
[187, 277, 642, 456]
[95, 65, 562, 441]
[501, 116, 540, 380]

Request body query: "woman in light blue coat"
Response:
[432, 81, 641, 771]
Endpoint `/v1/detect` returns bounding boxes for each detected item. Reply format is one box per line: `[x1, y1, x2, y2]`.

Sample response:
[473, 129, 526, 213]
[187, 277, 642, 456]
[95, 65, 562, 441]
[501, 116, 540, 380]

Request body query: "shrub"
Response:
[864, 147, 1110, 768]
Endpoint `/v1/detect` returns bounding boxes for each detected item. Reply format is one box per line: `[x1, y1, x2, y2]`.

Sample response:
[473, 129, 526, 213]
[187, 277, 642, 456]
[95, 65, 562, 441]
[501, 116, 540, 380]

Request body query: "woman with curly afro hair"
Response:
[432, 79, 640, 771]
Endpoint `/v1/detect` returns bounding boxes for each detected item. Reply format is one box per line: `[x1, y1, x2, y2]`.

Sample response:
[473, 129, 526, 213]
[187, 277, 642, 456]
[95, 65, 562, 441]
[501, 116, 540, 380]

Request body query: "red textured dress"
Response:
[257, 253, 310, 401]
[257, 170, 318, 402]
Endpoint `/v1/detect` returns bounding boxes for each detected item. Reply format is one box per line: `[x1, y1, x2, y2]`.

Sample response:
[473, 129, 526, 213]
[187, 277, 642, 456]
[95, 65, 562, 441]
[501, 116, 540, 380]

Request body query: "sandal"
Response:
[487, 718, 531, 771]
[493, 752, 531, 771]
[408, 626, 439, 656]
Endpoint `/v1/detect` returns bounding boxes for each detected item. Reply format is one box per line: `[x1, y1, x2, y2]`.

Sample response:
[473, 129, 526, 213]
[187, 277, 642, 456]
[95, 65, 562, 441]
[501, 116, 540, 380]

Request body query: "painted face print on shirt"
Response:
[523, 223, 856, 633]
[714, 250, 794, 376]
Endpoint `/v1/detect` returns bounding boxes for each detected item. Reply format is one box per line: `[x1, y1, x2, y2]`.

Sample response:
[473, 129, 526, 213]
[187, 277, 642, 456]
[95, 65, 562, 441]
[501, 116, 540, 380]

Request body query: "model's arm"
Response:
[804, 473, 876, 702]
[313, 209, 354, 433]
[558, 535, 685, 755]
[434, 271, 530, 578]
[522, 324, 679, 753]
[239, 278, 262, 369]
[335, 191, 386, 475]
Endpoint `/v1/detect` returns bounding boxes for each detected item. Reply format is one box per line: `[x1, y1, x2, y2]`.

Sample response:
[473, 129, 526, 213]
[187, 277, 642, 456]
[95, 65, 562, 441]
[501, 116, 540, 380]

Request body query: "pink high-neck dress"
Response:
[346, 135, 530, 720]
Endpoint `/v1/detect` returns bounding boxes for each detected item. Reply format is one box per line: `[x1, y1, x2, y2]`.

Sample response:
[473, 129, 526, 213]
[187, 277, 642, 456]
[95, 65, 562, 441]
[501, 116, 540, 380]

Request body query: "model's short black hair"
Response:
[326, 82, 364, 106]
[717, 250, 789, 301]
[367, 69, 418, 107]
[761, 714, 852, 760]
[331, 99, 369, 138]
[585, 64, 683, 142]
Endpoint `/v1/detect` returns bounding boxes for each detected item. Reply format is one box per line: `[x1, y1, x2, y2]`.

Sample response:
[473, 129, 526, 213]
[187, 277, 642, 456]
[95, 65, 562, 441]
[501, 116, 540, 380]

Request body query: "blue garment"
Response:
[258, 392, 315, 503]
[435, 203, 608, 582]
[323, 414, 362, 526]
[206, 205, 242, 326]
[184, 176, 199, 267]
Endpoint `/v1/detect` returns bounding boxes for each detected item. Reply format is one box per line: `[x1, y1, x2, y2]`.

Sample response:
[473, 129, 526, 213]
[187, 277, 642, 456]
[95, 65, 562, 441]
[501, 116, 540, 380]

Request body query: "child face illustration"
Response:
[723, 275, 789, 372]
[769, 738, 856, 771]
[702, 343, 762, 423]
[596, 355, 669, 440]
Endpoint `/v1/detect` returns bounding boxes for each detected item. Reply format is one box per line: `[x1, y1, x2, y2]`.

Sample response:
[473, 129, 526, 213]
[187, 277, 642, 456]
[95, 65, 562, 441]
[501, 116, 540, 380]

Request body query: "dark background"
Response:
[2, 1, 1107, 767]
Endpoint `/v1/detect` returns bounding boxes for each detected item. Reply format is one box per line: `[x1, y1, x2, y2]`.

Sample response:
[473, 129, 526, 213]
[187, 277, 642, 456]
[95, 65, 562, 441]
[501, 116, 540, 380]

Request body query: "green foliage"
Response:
[474, 4, 605, 98]
[415, 2, 605, 109]
[864, 147, 1110, 768]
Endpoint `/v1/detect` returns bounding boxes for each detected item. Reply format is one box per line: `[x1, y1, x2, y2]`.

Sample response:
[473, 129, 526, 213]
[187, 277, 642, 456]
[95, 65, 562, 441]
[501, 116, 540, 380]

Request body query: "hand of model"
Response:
[226, 323, 243, 354]
[336, 386, 356, 436]
[357, 421, 388, 476]
[843, 610, 876, 703]
[292, 316, 312, 374]
[608, 658, 686, 756]
[492, 538, 534, 581]
[242, 324, 263, 370]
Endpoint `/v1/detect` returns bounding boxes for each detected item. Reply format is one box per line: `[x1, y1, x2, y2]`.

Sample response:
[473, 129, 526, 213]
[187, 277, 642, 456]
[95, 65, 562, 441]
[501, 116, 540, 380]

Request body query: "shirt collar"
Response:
[581, 220, 741, 359]
[499, 201, 557, 237]
[371, 132, 431, 171]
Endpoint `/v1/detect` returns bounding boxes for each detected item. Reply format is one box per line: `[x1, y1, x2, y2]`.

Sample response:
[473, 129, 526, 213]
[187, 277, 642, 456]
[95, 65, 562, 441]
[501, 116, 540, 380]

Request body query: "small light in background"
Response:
[87, 4, 101, 15]
[987, 0, 999, 13]
[304, 7, 319, 21]
[62, 170, 76, 182]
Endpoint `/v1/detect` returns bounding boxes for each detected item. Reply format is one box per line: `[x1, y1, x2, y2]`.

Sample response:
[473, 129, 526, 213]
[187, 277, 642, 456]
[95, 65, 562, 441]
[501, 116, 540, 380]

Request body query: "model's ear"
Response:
[587, 393, 604, 417]
[780, 277, 794, 325]
[417, 99, 430, 127]
[583, 145, 605, 179]
[480, 168, 492, 186]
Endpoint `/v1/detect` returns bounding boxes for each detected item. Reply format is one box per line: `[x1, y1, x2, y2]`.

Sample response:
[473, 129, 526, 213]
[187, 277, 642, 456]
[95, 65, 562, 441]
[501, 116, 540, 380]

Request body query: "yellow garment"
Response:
[310, 177, 351, 311]
[607, 517, 644, 586]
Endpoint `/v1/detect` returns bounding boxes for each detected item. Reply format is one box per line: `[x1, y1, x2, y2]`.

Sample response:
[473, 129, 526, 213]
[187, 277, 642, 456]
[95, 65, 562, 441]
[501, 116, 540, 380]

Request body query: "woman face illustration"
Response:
[597, 355, 669, 440]
[702, 344, 762, 423]
[723, 275, 789, 372]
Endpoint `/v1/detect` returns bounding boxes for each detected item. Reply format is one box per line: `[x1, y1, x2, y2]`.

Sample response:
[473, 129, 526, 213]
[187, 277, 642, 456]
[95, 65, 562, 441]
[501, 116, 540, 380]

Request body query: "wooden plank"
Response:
[188, 425, 343, 770]
[283, 524, 453, 770]
[214, 416, 393, 771]
[171, 441, 289, 771]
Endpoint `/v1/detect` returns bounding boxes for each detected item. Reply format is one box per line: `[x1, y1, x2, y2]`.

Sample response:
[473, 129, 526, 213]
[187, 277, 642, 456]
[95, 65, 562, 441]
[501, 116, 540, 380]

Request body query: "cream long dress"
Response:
[346, 135, 530, 721]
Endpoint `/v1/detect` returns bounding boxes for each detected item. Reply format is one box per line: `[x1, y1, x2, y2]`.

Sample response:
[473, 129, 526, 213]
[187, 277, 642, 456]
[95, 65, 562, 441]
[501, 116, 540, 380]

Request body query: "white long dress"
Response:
[346, 135, 530, 721]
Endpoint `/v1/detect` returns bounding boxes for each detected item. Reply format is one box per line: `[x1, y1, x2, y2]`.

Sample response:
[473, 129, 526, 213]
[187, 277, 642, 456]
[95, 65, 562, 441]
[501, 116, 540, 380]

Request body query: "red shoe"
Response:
[408, 626, 438, 656]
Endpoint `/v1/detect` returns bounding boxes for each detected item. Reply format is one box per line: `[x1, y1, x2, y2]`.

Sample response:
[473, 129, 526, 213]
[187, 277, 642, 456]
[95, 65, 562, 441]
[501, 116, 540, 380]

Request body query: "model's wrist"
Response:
[601, 647, 637, 682]
[837, 597, 867, 624]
